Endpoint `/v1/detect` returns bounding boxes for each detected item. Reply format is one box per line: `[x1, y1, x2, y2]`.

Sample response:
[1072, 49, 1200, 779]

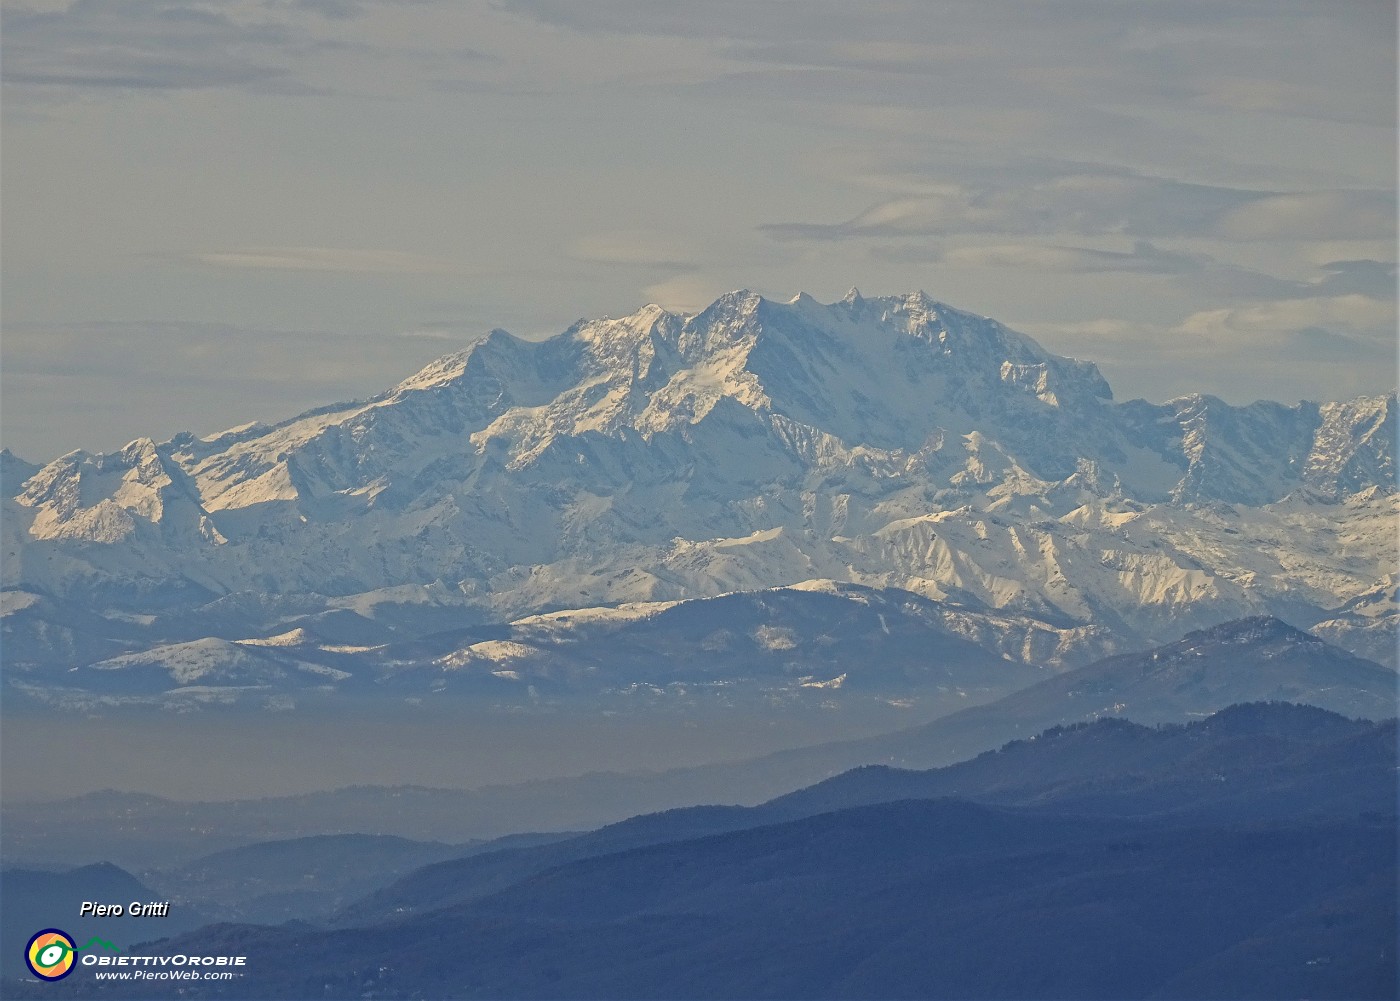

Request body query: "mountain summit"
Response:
[3, 290, 1395, 699]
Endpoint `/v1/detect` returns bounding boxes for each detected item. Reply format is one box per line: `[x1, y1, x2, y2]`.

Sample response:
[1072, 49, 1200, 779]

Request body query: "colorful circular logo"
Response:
[25, 929, 76, 981]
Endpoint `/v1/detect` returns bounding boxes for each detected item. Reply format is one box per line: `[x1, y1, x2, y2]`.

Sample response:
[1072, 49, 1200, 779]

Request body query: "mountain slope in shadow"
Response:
[78, 702, 1396, 999]
[336, 700, 1395, 927]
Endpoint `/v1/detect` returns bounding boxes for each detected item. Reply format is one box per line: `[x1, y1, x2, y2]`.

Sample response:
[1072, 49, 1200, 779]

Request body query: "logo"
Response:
[23, 931, 119, 981]
[22, 927, 248, 982]
[25, 929, 77, 981]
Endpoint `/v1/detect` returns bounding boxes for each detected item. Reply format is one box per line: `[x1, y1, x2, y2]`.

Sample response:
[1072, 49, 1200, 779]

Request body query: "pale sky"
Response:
[2, 0, 1396, 460]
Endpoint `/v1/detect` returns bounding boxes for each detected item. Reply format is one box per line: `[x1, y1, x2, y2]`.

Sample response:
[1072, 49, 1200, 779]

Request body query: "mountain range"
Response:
[2, 289, 1395, 709]
[16, 701, 1393, 1000]
[0, 861, 210, 980]
[4, 616, 1391, 871]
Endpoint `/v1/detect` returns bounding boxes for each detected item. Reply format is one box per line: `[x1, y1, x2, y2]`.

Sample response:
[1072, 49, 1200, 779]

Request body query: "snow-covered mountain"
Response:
[3, 580, 1118, 712]
[2, 289, 1395, 706]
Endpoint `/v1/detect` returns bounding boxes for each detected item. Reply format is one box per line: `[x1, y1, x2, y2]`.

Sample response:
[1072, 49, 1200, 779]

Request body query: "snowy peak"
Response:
[1305, 394, 1396, 497]
[0, 449, 39, 498]
[15, 437, 218, 545]
[1137, 390, 1397, 505]
[388, 348, 474, 395]
[2, 288, 1394, 673]
[634, 289, 1119, 457]
[5, 289, 1390, 524]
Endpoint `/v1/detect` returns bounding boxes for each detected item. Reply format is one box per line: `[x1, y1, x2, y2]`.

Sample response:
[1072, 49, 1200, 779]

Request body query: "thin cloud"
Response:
[1194, 75, 1394, 128]
[188, 247, 470, 275]
[937, 241, 1205, 275]
[500, 1, 879, 41]
[1309, 260, 1398, 299]
[0, 0, 466, 99]
[1034, 288, 1398, 348]
[508, 1, 1393, 130]
[273, 0, 370, 20]
[641, 274, 735, 314]
[871, 240, 1398, 306]
[1, 2, 320, 95]
[762, 169, 1395, 244]
[761, 171, 1250, 241]
[1025, 291, 1397, 405]
[569, 230, 697, 274]
[1178, 258, 1398, 304]
[1217, 191, 1398, 241]
[1177, 294, 1397, 342]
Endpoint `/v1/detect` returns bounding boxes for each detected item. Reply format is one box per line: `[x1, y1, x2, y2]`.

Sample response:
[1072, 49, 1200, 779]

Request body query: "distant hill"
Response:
[0, 862, 209, 979]
[800, 614, 1398, 771]
[150, 834, 477, 924]
[627, 614, 1398, 801]
[336, 700, 1397, 927]
[5, 617, 1392, 872]
[764, 700, 1397, 823]
[32, 701, 1394, 1000]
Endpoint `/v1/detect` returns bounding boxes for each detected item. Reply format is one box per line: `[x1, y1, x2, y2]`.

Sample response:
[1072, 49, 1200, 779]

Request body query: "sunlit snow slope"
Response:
[3, 290, 1394, 706]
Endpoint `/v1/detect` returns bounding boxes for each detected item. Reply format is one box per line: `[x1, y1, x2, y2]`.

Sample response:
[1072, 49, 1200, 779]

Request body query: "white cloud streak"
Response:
[189, 246, 471, 274]
[2, 1, 1393, 453]
[762, 171, 1395, 244]
[1176, 295, 1397, 341]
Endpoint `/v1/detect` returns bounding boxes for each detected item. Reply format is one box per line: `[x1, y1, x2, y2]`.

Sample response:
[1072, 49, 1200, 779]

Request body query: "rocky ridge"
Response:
[2, 290, 1394, 706]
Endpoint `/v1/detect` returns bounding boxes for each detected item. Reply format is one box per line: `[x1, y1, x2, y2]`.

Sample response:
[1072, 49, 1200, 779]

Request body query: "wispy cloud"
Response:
[188, 246, 470, 274]
[4, 0, 1393, 450]
[1216, 191, 1398, 241]
[1026, 292, 1397, 405]
[568, 230, 696, 273]
[638, 274, 732, 314]
[872, 240, 1397, 305]
[1307, 259, 1398, 299]
[927, 241, 1205, 276]
[1, 1, 327, 95]
[0, 0, 484, 102]
[762, 168, 1395, 244]
[1180, 258, 1398, 303]
[1176, 294, 1397, 344]
[507, 1, 1394, 129]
